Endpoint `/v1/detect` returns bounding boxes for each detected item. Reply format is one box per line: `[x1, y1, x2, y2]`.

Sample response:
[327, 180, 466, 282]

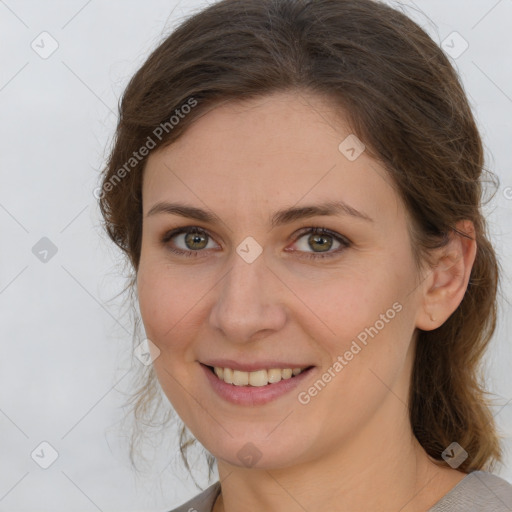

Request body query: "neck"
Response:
[211, 337, 466, 512]
[212, 377, 466, 512]
[214, 439, 465, 512]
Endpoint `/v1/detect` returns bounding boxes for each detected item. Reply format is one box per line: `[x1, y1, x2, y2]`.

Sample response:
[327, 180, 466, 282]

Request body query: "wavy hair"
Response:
[98, 0, 503, 483]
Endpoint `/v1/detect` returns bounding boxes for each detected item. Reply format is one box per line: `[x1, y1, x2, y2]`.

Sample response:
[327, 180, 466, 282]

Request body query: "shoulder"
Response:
[428, 470, 512, 512]
[166, 481, 221, 512]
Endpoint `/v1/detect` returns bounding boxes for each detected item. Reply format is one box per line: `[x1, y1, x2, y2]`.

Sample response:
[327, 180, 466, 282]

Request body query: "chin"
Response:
[198, 430, 312, 471]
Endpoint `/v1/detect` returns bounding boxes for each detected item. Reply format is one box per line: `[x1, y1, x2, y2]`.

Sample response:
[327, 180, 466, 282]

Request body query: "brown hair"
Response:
[98, 0, 503, 481]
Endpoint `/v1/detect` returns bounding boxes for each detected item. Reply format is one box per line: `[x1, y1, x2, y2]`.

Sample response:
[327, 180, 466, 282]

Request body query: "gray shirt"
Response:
[167, 471, 512, 511]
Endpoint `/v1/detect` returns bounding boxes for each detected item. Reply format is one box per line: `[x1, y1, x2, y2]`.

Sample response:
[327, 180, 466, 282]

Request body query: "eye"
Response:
[160, 226, 350, 260]
[287, 227, 350, 260]
[161, 227, 219, 257]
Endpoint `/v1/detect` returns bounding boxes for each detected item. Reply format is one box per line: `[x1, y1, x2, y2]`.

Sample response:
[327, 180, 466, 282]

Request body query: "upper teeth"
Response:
[213, 367, 306, 386]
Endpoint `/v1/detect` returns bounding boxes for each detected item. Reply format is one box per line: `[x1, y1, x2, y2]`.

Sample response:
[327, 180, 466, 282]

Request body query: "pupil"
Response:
[186, 231, 207, 250]
[310, 234, 332, 252]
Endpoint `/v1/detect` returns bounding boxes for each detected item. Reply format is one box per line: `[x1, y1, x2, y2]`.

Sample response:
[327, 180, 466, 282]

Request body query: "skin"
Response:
[137, 91, 476, 511]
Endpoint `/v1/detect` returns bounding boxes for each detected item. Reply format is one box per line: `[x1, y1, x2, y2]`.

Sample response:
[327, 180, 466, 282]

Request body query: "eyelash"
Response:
[160, 226, 351, 260]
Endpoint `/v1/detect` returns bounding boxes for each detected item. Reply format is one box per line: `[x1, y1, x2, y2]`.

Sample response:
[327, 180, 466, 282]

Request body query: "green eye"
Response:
[161, 226, 350, 260]
[183, 230, 209, 250]
[289, 227, 350, 260]
[161, 227, 217, 257]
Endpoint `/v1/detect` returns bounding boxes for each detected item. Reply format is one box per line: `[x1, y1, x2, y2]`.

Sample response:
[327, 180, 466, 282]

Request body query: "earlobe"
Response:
[416, 220, 477, 331]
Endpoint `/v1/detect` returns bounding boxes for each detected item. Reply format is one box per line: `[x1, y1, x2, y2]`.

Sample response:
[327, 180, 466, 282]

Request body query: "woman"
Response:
[98, 0, 512, 510]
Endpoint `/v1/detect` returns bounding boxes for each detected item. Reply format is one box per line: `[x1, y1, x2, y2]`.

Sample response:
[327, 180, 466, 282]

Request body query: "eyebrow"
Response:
[146, 200, 373, 227]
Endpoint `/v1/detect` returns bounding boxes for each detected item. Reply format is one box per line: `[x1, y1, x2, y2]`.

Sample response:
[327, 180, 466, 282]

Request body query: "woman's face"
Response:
[137, 92, 426, 469]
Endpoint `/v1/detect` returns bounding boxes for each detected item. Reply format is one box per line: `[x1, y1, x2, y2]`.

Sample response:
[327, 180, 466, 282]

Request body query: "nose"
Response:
[208, 249, 287, 343]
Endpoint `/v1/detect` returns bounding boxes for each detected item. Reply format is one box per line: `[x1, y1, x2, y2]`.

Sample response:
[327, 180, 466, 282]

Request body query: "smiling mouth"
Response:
[205, 365, 314, 387]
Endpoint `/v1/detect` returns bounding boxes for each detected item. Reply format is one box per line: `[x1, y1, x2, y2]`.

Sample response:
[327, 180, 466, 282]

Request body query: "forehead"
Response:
[142, 91, 402, 226]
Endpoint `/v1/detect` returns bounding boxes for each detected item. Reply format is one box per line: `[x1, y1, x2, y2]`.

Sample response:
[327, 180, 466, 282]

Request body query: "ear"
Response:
[415, 220, 477, 331]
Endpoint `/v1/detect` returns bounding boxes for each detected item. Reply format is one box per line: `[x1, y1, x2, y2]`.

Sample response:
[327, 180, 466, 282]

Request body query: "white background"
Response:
[1, 1, 511, 510]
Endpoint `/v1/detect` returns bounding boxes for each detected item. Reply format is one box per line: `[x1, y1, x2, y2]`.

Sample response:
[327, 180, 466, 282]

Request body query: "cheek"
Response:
[291, 267, 405, 345]
[319, 265, 415, 382]
[290, 258, 416, 409]
[137, 265, 204, 422]
[136, 263, 202, 352]
[293, 279, 413, 440]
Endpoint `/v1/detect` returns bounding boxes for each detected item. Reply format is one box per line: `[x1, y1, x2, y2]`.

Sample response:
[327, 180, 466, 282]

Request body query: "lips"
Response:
[200, 362, 316, 406]
[200, 359, 312, 373]
[209, 366, 309, 386]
